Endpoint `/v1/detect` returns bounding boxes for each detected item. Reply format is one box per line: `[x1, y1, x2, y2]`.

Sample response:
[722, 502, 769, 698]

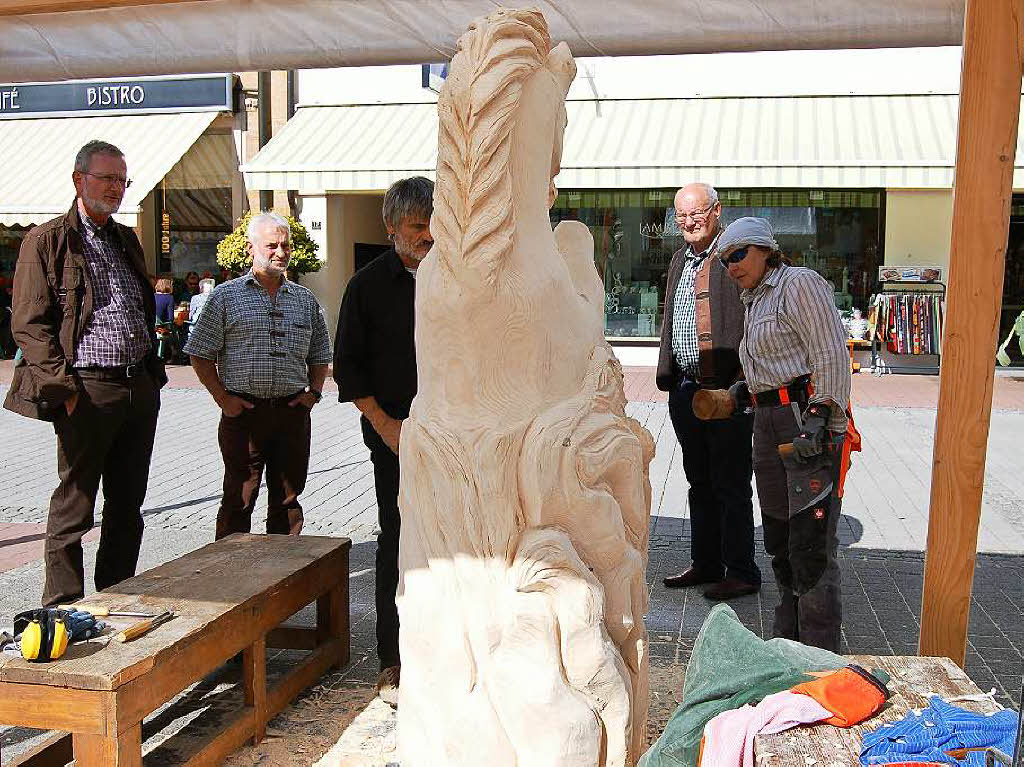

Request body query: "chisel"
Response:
[58, 605, 157, 618]
[116, 610, 175, 643]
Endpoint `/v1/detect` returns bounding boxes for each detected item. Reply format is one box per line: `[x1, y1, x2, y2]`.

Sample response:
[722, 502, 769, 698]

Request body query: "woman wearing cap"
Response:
[718, 216, 851, 651]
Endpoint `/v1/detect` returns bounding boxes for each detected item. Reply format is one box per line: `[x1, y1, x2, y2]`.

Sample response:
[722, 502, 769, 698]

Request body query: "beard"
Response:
[253, 253, 289, 276]
[81, 190, 120, 216]
[394, 230, 431, 261]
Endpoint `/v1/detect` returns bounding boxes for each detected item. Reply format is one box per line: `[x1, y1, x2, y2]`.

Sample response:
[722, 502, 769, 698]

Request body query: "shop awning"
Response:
[0, 111, 218, 228]
[242, 94, 1024, 193]
[0, 1, 965, 84]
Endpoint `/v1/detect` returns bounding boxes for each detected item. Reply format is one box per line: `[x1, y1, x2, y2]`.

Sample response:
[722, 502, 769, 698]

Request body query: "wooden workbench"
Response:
[0, 533, 351, 766]
[755, 654, 1002, 764]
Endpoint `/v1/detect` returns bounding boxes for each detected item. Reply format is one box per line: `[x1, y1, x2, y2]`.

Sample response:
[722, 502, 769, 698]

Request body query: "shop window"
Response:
[550, 187, 885, 340]
[1001, 195, 1024, 366]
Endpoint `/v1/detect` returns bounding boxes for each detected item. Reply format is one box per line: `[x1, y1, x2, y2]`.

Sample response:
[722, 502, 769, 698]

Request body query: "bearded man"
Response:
[5, 140, 167, 607]
[333, 176, 433, 706]
[186, 211, 332, 540]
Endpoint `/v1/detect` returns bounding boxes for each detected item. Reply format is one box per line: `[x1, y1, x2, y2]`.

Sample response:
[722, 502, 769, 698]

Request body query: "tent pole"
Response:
[919, 0, 1023, 666]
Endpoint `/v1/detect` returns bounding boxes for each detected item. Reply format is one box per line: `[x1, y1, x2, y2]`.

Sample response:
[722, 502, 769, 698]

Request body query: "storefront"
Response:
[0, 74, 246, 285]
[242, 91, 1022, 365]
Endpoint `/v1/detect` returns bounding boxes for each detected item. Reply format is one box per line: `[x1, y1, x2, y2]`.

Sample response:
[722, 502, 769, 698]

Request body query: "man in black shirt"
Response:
[333, 176, 433, 707]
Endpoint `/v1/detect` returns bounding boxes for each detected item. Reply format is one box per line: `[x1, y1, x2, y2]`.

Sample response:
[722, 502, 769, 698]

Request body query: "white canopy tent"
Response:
[0, 0, 1015, 672]
[0, 0, 965, 83]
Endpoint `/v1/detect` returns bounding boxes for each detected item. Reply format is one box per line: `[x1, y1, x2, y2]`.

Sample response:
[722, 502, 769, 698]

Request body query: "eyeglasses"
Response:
[719, 246, 750, 267]
[83, 172, 132, 189]
[674, 203, 716, 226]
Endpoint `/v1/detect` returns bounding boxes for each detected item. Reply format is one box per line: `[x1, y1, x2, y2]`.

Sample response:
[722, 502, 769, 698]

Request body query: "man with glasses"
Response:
[185, 212, 331, 540]
[5, 140, 167, 607]
[656, 182, 761, 601]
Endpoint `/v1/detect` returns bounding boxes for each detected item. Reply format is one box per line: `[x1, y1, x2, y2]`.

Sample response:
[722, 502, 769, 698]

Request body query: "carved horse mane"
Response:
[432, 8, 552, 290]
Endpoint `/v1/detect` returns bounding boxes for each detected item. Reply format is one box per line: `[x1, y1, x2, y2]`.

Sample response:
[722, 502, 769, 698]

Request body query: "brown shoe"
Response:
[703, 578, 760, 601]
[376, 665, 400, 708]
[663, 567, 721, 588]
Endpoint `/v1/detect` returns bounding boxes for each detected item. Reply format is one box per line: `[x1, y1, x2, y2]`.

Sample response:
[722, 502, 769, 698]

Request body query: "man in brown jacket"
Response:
[657, 182, 761, 601]
[4, 140, 166, 607]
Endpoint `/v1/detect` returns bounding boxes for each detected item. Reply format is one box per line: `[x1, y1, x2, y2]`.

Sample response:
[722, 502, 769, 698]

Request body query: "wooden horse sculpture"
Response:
[397, 9, 655, 766]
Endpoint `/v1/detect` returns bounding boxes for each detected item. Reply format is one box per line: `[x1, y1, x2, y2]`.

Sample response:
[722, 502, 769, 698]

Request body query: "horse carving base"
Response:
[396, 9, 655, 766]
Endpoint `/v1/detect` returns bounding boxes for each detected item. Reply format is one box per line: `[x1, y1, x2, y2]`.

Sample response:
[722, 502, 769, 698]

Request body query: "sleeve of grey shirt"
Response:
[307, 298, 333, 366]
[182, 287, 226, 360]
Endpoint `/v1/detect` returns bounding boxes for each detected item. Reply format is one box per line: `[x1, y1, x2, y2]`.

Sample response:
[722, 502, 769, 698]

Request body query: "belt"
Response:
[75, 362, 147, 381]
[751, 375, 813, 407]
[228, 391, 304, 407]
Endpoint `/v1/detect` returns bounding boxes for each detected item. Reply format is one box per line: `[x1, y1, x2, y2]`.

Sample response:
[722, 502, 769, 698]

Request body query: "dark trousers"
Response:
[43, 370, 160, 607]
[668, 380, 761, 585]
[361, 416, 401, 671]
[753, 404, 843, 651]
[216, 395, 310, 539]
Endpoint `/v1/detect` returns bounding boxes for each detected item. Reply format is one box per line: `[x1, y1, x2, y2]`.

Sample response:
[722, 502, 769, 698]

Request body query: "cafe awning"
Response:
[0, 110, 218, 228]
[243, 92, 1024, 193]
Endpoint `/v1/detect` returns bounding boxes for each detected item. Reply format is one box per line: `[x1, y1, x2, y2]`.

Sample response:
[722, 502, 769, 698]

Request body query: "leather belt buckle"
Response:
[125, 363, 141, 378]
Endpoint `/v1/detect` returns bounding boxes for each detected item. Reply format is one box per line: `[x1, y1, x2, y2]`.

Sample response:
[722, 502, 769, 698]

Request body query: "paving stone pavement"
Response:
[0, 384, 1022, 764]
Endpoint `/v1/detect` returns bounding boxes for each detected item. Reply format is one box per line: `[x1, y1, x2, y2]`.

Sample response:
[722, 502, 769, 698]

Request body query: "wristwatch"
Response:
[307, 388, 323, 402]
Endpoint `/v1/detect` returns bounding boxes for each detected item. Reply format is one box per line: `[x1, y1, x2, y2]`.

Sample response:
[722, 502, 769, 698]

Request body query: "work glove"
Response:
[727, 380, 752, 414]
[792, 402, 831, 462]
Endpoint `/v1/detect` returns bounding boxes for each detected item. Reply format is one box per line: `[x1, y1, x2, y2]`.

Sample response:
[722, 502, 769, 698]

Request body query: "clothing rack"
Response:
[869, 281, 946, 375]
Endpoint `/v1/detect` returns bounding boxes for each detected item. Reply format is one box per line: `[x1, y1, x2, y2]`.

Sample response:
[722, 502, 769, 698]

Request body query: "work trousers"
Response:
[43, 369, 160, 607]
[668, 380, 761, 585]
[361, 416, 401, 671]
[753, 404, 844, 651]
[216, 394, 310, 540]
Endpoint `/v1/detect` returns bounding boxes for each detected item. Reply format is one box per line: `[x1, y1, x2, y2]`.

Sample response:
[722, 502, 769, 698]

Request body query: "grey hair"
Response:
[247, 211, 290, 243]
[74, 140, 124, 174]
[683, 182, 719, 207]
[199, 278, 216, 293]
[382, 176, 434, 230]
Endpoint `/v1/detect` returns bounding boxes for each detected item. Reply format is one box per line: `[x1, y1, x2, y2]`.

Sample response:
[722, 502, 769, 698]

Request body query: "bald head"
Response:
[674, 182, 722, 253]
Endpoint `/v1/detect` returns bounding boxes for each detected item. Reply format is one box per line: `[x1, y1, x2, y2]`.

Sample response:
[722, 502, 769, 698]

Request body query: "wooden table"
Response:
[755, 655, 1002, 764]
[847, 337, 872, 373]
[0, 533, 351, 766]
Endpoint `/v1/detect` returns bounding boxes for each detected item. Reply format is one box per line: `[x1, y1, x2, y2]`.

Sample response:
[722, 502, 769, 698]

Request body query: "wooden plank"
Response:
[113, 539, 348, 727]
[180, 707, 256, 767]
[267, 638, 345, 716]
[755, 655, 1000, 765]
[72, 724, 141, 767]
[5, 731, 72, 767]
[0, 0, 205, 16]
[0, 535, 350, 691]
[0, 682, 108, 734]
[267, 625, 319, 651]
[329, 550, 351, 668]
[920, 0, 1024, 666]
[243, 637, 267, 744]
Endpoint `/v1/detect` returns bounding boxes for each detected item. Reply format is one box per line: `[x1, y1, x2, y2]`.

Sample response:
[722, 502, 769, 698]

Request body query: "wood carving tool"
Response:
[115, 610, 175, 643]
[58, 605, 157, 618]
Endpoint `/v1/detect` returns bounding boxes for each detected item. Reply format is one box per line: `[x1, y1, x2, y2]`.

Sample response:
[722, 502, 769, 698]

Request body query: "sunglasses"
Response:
[719, 246, 750, 267]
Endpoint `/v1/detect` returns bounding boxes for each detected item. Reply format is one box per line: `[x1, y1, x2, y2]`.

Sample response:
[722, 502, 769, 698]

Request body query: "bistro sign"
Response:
[0, 74, 234, 120]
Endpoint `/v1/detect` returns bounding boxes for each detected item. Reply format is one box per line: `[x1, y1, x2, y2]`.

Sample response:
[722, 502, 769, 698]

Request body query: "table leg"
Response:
[73, 725, 141, 766]
[243, 636, 268, 744]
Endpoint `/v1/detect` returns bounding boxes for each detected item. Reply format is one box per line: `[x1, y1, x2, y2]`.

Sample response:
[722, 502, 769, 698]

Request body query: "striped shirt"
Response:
[671, 231, 720, 379]
[739, 265, 850, 432]
[73, 215, 151, 367]
[183, 270, 332, 398]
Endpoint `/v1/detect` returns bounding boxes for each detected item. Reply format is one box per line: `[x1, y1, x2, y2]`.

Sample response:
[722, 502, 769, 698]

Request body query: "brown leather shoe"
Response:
[663, 567, 721, 588]
[376, 665, 400, 708]
[703, 578, 760, 601]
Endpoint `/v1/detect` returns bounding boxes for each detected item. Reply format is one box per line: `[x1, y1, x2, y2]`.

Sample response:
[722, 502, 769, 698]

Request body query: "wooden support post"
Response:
[243, 637, 268, 744]
[919, 0, 1024, 666]
[72, 725, 141, 767]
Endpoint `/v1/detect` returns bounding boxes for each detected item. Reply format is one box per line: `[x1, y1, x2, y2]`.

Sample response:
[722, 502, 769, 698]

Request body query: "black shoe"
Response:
[703, 578, 760, 601]
[663, 567, 721, 589]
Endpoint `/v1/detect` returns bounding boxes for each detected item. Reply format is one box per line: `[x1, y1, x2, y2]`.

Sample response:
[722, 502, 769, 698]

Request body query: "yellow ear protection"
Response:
[13, 609, 71, 662]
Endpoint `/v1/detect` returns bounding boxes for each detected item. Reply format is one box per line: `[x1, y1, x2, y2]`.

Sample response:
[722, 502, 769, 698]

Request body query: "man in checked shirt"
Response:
[185, 212, 332, 540]
[656, 182, 761, 601]
[5, 140, 167, 607]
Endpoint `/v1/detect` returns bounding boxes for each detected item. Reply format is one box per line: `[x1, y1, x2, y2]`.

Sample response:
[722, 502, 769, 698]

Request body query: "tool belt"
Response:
[751, 374, 813, 408]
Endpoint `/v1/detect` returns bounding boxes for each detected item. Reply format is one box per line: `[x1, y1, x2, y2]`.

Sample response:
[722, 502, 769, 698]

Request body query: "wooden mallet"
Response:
[692, 389, 736, 420]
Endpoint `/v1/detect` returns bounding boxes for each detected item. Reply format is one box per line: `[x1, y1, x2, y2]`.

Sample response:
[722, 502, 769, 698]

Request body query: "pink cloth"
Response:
[699, 690, 833, 767]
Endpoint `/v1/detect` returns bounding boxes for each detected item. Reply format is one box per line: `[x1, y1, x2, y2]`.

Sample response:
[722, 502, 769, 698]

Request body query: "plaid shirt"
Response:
[183, 270, 332, 398]
[671, 231, 720, 379]
[73, 215, 151, 367]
